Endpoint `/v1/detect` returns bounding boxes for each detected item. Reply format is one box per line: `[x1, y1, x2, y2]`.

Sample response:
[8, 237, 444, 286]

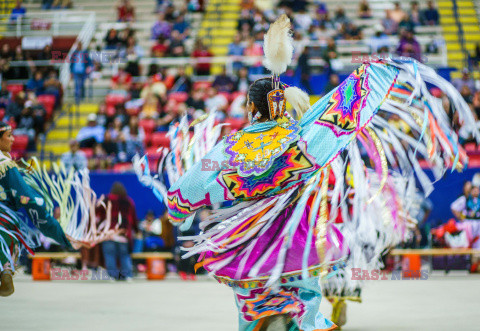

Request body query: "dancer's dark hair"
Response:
[0, 122, 10, 138]
[247, 78, 285, 120]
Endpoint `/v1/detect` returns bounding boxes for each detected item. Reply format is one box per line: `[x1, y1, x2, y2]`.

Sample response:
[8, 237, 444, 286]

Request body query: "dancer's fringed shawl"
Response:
[135, 58, 478, 287]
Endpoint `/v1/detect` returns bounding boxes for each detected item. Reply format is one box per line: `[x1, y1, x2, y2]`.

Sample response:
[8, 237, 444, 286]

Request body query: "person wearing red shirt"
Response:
[191, 41, 213, 76]
[97, 182, 139, 280]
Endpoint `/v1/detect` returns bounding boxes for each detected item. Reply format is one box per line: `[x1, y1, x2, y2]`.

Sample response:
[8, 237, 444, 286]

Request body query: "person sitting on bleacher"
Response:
[139, 210, 165, 252]
[61, 140, 87, 171]
[76, 113, 105, 148]
[9, 0, 26, 25]
[422, 0, 439, 26]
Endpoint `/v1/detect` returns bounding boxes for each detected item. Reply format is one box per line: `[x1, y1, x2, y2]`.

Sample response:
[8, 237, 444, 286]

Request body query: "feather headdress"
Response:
[263, 14, 293, 76]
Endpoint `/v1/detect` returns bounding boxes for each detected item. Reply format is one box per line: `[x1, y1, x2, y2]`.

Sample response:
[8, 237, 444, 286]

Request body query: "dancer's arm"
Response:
[4, 167, 72, 249]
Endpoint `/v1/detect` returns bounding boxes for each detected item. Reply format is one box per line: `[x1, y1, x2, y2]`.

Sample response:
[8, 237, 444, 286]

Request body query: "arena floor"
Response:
[1, 272, 479, 331]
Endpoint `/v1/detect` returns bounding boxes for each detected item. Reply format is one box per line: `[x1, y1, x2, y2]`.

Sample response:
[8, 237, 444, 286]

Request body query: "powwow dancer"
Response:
[0, 122, 118, 296]
[135, 15, 478, 331]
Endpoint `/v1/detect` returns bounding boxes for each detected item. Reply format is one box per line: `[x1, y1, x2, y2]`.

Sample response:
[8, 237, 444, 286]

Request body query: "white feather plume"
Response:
[263, 14, 293, 75]
[285, 86, 310, 117]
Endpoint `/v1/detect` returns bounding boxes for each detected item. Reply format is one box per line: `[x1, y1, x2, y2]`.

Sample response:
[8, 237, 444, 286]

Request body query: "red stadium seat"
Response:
[169, 92, 188, 103]
[7, 84, 24, 97]
[139, 119, 156, 134]
[105, 94, 127, 108]
[465, 143, 477, 153]
[37, 94, 56, 119]
[193, 81, 211, 91]
[0, 109, 5, 121]
[113, 163, 133, 172]
[106, 105, 116, 116]
[225, 118, 247, 131]
[218, 92, 232, 103]
[151, 132, 170, 148]
[231, 91, 246, 101]
[80, 148, 94, 158]
[12, 135, 29, 151]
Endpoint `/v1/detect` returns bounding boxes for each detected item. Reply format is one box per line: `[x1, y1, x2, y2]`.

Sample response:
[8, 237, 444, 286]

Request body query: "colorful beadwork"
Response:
[237, 287, 304, 322]
[223, 117, 300, 177]
[316, 64, 371, 137]
[218, 143, 316, 199]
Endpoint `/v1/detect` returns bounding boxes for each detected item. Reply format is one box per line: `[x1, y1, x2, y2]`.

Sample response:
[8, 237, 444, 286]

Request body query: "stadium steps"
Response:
[198, 0, 241, 75]
[42, 103, 96, 157]
[0, 0, 15, 36]
[439, 1, 466, 69]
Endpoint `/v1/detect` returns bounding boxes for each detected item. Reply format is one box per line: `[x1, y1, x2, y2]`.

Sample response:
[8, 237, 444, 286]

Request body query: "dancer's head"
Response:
[247, 78, 285, 122]
[0, 122, 14, 153]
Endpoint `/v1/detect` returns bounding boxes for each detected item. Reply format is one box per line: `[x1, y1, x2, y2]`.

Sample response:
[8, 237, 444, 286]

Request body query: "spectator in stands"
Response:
[453, 69, 476, 93]
[172, 14, 190, 38]
[205, 87, 228, 113]
[151, 36, 169, 57]
[139, 210, 165, 251]
[163, 4, 176, 21]
[105, 29, 122, 51]
[120, 115, 145, 160]
[322, 38, 338, 75]
[369, 30, 391, 53]
[186, 88, 205, 111]
[0, 44, 12, 61]
[426, 37, 439, 54]
[27, 92, 47, 136]
[61, 140, 88, 170]
[244, 36, 263, 75]
[297, 47, 313, 95]
[472, 91, 480, 120]
[237, 9, 254, 32]
[0, 81, 9, 110]
[422, 0, 439, 26]
[51, 0, 72, 9]
[228, 34, 245, 72]
[324, 74, 339, 95]
[398, 15, 415, 33]
[396, 29, 422, 62]
[358, 0, 372, 19]
[9, 1, 26, 24]
[14, 102, 36, 149]
[140, 91, 159, 119]
[172, 67, 192, 93]
[88, 144, 110, 170]
[101, 130, 119, 160]
[295, 9, 313, 32]
[212, 67, 235, 93]
[167, 31, 187, 57]
[70, 42, 93, 105]
[156, 100, 180, 131]
[98, 182, 138, 281]
[390, 2, 407, 24]
[333, 7, 349, 29]
[37, 44, 52, 61]
[6, 91, 25, 123]
[119, 36, 145, 61]
[382, 9, 398, 35]
[111, 65, 132, 91]
[42, 0, 53, 10]
[43, 70, 62, 106]
[233, 67, 251, 93]
[117, 0, 135, 22]
[77, 113, 105, 148]
[151, 13, 172, 40]
[408, 1, 422, 26]
[192, 40, 213, 76]
[341, 22, 363, 40]
[469, 43, 480, 69]
[26, 70, 45, 96]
